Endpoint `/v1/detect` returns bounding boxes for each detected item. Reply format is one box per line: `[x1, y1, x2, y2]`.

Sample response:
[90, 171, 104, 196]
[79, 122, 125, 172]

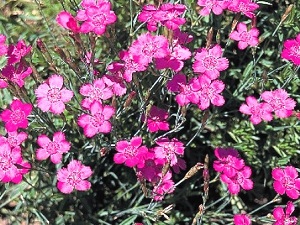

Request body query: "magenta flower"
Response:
[6, 131, 28, 149]
[152, 171, 175, 201]
[273, 201, 298, 225]
[193, 44, 229, 80]
[35, 74, 74, 114]
[36, 132, 71, 164]
[239, 96, 273, 125]
[0, 142, 31, 184]
[138, 4, 162, 32]
[0, 99, 32, 132]
[6, 40, 31, 65]
[56, 11, 80, 33]
[0, 34, 8, 56]
[153, 138, 185, 166]
[77, 101, 115, 138]
[229, 22, 259, 50]
[57, 160, 92, 194]
[197, 0, 229, 16]
[281, 33, 300, 65]
[129, 32, 170, 67]
[113, 136, 148, 168]
[213, 147, 245, 177]
[158, 3, 186, 30]
[228, 0, 259, 18]
[233, 214, 251, 225]
[80, 78, 113, 109]
[261, 89, 296, 118]
[1, 62, 32, 87]
[272, 166, 300, 199]
[76, 0, 117, 35]
[143, 106, 170, 133]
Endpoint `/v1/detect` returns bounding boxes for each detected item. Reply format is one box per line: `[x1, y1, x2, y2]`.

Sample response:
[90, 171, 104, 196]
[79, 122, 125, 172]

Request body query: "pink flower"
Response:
[221, 166, 254, 194]
[261, 89, 296, 118]
[152, 171, 175, 201]
[197, 0, 229, 16]
[77, 101, 115, 137]
[153, 138, 185, 166]
[143, 106, 170, 133]
[113, 136, 148, 168]
[229, 22, 259, 50]
[76, 0, 117, 35]
[57, 160, 92, 194]
[138, 4, 161, 32]
[281, 33, 300, 66]
[0, 99, 32, 132]
[173, 28, 193, 45]
[0, 34, 8, 56]
[35, 74, 74, 114]
[1, 62, 32, 87]
[56, 11, 80, 33]
[158, 3, 186, 30]
[129, 32, 170, 67]
[272, 166, 300, 199]
[190, 75, 225, 110]
[228, 0, 259, 18]
[193, 44, 229, 80]
[36, 132, 71, 164]
[0, 142, 31, 184]
[6, 40, 31, 65]
[239, 96, 273, 125]
[102, 74, 126, 96]
[213, 147, 245, 177]
[273, 201, 298, 225]
[6, 131, 28, 149]
[234, 214, 251, 225]
[80, 78, 113, 109]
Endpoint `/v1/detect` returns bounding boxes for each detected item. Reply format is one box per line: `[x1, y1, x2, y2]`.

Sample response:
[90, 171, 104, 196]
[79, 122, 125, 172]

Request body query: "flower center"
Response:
[10, 109, 25, 124]
[67, 171, 81, 186]
[46, 141, 60, 154]
[203, 55, 217, 70]
[90, 113, 104, 127]
[92, 14, 105, 27]
[282, 176, 295, 189]
[125, 146, 137, 157]
[47, 88, 61, 103]
[240, 31, 251, 42]
[291, 45, 300, 57]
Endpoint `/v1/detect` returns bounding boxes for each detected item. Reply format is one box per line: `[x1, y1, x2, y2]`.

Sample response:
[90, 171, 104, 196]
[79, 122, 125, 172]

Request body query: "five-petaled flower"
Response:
[35, 74, 74, 114]
[143, 106, 170, 133]
[272, 166, 300, 199]
[273, 201, 298, 225]
[57, 160, 92, 194]
[281, 33, 300, 66]
[77, 101, 115, 137]
[0, 99, 32, 132]
[36, 131, 71, 164]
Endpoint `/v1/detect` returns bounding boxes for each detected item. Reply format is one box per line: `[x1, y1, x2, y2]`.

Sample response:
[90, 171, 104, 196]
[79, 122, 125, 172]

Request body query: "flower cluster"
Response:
[0, 38, 32, 89]
[113, 136, 186, 201]
[138, 3, 186, 32]
[56, 0, 117, 35]
[240, 89, 296, 124]
[213, 148, 253, 194]
[281, 33, 300, 66]
[197, 0, 259, 18]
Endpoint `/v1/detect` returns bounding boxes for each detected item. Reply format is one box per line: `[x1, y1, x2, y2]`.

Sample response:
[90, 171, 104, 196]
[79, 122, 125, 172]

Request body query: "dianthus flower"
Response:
[261, 89, 296, 118]
[143, 106, 170, 133]
[229, 22, 259, 50]
[102, 74, 127, 97]
[221, 165, 254, 194]
[36, 131, 71, 164]
[0, 142, 31, 184]
[273, 201, 298, 225]
[76, 0, 117, 35]
[173, 28, 194, 45]
[0, 99, 32, 132]
[193, 44, 229, 80]
[158, 3, 186, 30]
[6, 131, 28, 149]
[272, 166, 300, 199]
[6, 39, 31, 65]
[234, 214, 252, 225]
[56, 11, 80, 33]
[129, 32, 170, 67]
[138, 4, 161, 32]
[153, 137, 185, 166]
[281, 33, 300, 66]
[113, 136, 148, 168]
[80, 77, 113, 109]
[213, 147, 245, 177]
[197, 0, 229, 16]
[77, 101, 115, 137]
[0, 34, 8, 56]
[227, 0, 259, 18]
[152, 171, 175, 201]
[35, 74, 74, 114]
[57, 160, 92, 194]
[1, 62, 32, 88]
[190, 75, 225, 110]
[239, 96, 273, 125]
